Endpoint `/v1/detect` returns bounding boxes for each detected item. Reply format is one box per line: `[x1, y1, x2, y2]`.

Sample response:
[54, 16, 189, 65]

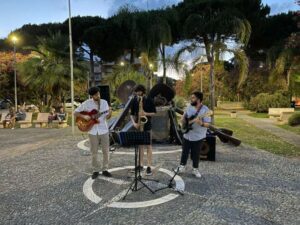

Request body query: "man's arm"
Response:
[130, 99, 139, 129]
[74, 102, 90, 121]
[197, 120, 210, 128]
[144, 98, 156, 117]
[106, 107, 112, 119]
[194, 112, 211, 128]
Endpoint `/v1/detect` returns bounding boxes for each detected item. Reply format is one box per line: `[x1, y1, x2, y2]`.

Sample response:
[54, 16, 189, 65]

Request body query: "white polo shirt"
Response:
[75, 99, 109, 135]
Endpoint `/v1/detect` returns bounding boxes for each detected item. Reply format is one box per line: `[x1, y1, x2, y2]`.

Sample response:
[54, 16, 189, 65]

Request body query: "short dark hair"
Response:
[192, 91, 203, 102]
[134, 84, 146, 94]
[88, 87, 100, 96]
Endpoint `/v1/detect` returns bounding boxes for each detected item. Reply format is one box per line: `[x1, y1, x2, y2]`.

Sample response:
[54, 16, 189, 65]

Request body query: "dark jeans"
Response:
[180, 138, 204, 168]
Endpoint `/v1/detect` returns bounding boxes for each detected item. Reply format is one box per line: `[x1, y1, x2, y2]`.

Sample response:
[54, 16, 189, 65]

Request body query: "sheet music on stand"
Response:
[118, 131, 150, 146]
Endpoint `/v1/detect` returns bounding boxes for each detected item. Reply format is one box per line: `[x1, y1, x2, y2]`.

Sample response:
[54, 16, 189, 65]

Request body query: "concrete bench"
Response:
[17, 112, 33, 128]
[33, 113, 49, 128]
[216, 101, 244, 110]
[52, 113, 68, 128]
[268, 108, 294, 118]
[277, 112, 294, 124]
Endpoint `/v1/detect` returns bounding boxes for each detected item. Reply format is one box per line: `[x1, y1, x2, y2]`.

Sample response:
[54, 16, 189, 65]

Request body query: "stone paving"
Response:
[0, 127, 299, 225]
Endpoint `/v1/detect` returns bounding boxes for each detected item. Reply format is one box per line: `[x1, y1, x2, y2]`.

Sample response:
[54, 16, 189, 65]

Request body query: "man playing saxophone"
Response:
[130, 84, 156, 175]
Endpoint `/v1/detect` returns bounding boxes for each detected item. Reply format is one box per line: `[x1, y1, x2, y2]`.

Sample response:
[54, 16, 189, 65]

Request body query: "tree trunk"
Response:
[286, 69, 290, 90]
[146, 70, 151, 94]
[89, 50, 95, 87]
[161, 44, 167, 84]
[209, 49, 215, 125]
[130, 48, 134, 64]
[204, 36, 215, 124]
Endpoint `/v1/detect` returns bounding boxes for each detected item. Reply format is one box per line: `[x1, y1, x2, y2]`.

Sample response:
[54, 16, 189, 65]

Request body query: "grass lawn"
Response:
[277, 124, 300, 135]
[215, 116, 300, 157]
[112, 109, 122, 118]
[248, 112, 269, 118]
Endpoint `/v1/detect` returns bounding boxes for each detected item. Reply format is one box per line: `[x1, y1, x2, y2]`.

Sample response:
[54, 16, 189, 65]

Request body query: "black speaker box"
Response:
[97, 85, 110, 106]
[199, 133, 216, 161]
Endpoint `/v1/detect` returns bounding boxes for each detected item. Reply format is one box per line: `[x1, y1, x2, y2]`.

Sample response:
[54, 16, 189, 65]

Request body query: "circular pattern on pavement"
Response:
[83, 166, 185, 208]
[77, 139, 182, 155]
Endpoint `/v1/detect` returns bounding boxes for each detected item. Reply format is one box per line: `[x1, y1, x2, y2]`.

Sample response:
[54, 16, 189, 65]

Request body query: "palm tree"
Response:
[175, 0, 251, 122]
[268, 32, 300, 98]
[18, 32, 87, 108]
[150, 9, 178, 84]
[113, 4, 140, 64]
[106, 64, 146, 99]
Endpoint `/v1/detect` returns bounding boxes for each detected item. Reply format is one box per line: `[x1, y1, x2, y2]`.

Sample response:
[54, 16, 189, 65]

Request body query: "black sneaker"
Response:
[146, 167, 152, 176]
[130, 166, 144, 173]
[102, 170, 112, 177]
[91, 172, 99, 179]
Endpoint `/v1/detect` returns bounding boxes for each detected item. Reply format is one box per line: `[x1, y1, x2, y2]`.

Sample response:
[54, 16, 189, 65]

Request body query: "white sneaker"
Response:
[175, 165, 185, 174]
[192, 168, 202, 178]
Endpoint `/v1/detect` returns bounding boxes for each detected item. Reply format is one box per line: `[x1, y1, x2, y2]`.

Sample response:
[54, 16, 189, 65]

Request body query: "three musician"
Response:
[176, 91, 211, 178]
[74, 87, 112, 179]
[76, 85, 211, 180]
[130, 84, 157, 176]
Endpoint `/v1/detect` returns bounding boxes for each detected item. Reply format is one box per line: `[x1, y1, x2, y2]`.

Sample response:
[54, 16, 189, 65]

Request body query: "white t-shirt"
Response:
[183, 104, 211, 141]
[75, 99, 109, 135]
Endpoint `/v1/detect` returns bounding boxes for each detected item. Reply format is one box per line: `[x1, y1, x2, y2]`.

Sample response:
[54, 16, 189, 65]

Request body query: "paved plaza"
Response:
[0, 127, 299, 225]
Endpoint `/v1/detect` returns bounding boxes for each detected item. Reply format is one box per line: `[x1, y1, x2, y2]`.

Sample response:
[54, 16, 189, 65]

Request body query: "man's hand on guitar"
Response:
[194, 117, 204, 126]
[106, 107, 112, 119]
[82, 115, 91, 121]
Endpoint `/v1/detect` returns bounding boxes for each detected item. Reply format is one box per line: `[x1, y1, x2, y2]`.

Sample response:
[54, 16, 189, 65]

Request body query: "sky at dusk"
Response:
[0, 0, 299, 39]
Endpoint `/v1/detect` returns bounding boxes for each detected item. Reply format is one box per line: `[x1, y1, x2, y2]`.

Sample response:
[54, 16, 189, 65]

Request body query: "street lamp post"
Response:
[12, 36, 18, 110]
[68, 0, 75, 135]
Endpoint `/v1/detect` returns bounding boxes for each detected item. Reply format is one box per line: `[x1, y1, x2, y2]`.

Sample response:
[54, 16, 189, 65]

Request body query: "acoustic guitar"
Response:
[76, 109, 109, 132]
[181, 110, 213, 134]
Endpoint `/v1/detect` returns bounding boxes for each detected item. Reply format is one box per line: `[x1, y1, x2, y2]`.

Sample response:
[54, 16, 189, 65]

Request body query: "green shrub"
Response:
[174, 96, 186, 109]
[248, 91, 290, 112]
[288, 113, 300, 126]
[111, 97, 121, 111]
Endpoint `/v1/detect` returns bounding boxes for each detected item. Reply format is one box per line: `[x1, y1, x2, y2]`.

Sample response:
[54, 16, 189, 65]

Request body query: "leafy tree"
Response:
[174, 0, 251, 122]
[112, 5, 140, 64]
[6, 23, 65, 49]
[63, 16, 105, 86]
[18, 32, 87, 108]
[269, 32, 300, 97]
[0, 51, 32, 101]
[105, 64, 146, 102]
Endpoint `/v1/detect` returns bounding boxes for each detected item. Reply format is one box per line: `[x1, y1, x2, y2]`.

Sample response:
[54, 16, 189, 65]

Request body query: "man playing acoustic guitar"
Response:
[176, 91, 211, 178]
[74, 87, 112, 179]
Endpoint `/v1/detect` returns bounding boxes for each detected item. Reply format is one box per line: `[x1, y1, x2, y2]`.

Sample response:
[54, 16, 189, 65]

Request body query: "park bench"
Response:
[33, 113, 49, 128]
[16, 112, 33, 128]
[52, 113, 68, 128]
[0, 110, 9, 128]
[277, 111, 294, 124]
[268, 108, 294, 118]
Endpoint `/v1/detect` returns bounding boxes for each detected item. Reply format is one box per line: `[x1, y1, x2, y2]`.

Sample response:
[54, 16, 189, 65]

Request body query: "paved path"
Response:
[0, 127, 299, 225]
[239, 115, 300, 147]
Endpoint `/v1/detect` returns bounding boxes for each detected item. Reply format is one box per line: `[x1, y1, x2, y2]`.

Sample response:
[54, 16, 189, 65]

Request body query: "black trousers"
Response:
[180, 138, 204, 168]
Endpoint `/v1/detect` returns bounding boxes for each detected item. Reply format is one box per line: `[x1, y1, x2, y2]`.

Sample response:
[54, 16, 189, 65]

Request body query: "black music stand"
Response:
[154, 167, 184, 195]
[118, 131, 157, 200]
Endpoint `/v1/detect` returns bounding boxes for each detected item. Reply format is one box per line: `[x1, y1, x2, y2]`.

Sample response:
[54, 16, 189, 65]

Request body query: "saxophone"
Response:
[138, 96, 148, 131]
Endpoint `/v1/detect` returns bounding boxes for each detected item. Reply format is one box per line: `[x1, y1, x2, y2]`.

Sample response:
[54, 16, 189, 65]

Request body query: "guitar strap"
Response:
[188, 104, 203, 120]
[97, 100, 101, 120]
